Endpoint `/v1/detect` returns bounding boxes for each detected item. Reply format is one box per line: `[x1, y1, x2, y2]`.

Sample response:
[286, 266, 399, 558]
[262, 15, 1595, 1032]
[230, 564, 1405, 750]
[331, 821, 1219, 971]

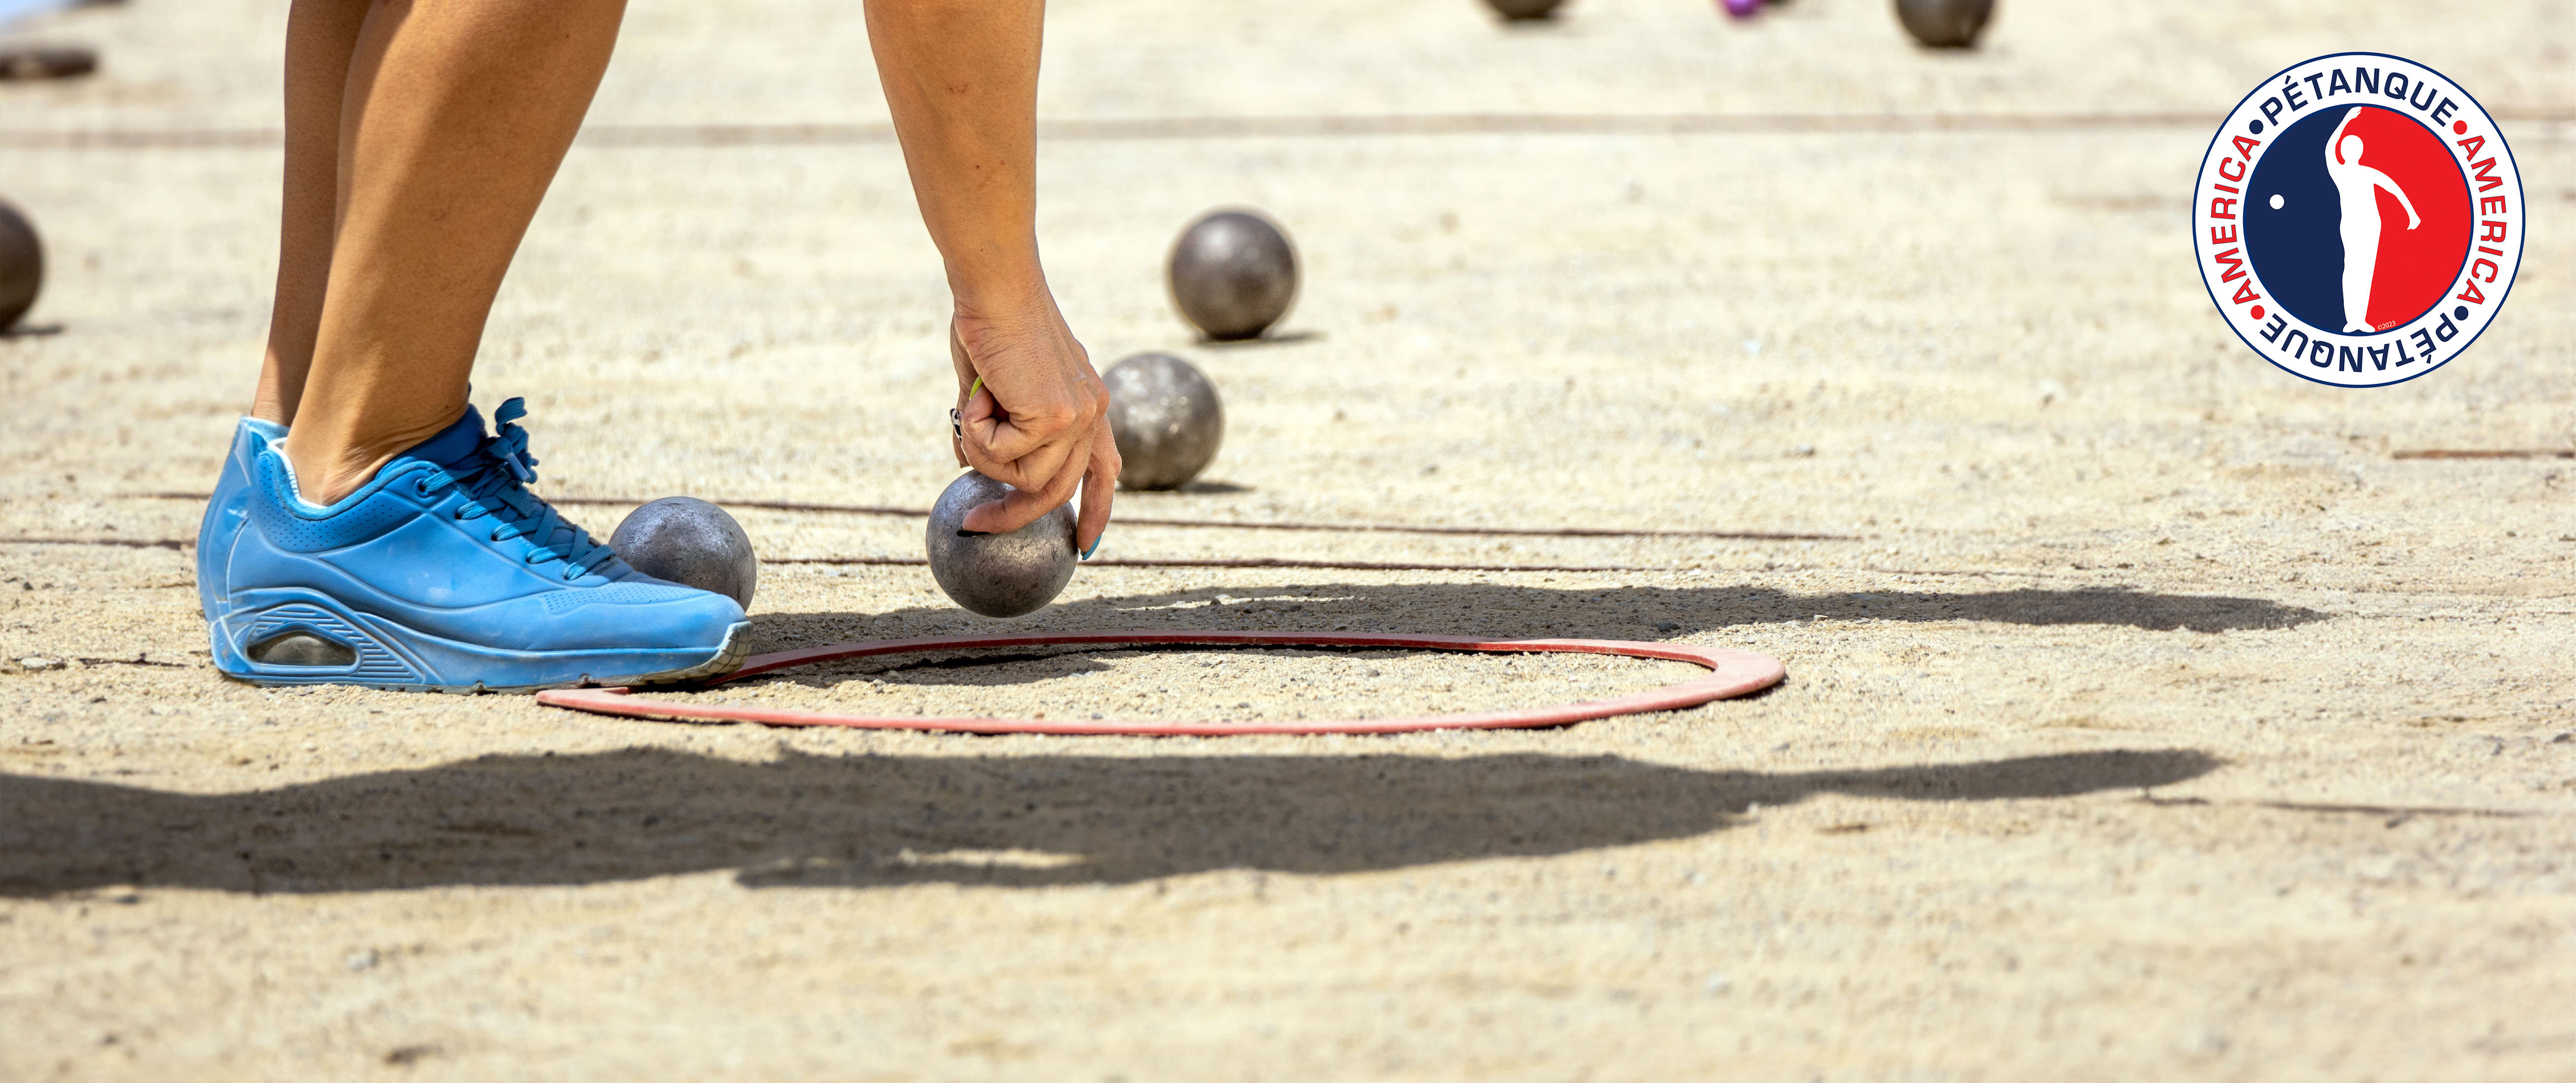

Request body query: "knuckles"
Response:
[1016, 398, 1080, 430]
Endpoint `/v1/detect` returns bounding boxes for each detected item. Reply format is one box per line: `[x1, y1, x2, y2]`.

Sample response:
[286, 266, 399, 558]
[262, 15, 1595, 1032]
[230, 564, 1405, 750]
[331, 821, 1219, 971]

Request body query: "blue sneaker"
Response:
[208, 398, 750, 692]
[198, 415, 289, 673]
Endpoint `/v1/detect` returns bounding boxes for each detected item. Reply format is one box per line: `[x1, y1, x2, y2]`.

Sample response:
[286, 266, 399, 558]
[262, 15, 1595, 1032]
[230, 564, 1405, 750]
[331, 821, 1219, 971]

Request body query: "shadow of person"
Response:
[721, 583, 2318, 696]
[739, 582, 2331, 684]
[0, 748, 2218, 897]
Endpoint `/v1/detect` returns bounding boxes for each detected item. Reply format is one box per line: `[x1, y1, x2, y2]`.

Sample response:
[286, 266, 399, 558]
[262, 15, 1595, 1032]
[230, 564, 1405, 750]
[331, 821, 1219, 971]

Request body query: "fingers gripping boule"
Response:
[960, 385, 1106, 539]
[948, 314, 1115, 549]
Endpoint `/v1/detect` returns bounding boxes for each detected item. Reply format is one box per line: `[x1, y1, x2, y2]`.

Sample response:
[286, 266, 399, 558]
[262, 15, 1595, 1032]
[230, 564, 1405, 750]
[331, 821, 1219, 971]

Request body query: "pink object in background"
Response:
[1721, 0, 1762, 16]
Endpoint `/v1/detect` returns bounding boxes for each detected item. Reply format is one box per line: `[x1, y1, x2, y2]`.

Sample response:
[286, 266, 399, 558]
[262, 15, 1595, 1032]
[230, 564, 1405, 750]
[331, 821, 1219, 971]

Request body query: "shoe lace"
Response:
[415, 398, 616, 580]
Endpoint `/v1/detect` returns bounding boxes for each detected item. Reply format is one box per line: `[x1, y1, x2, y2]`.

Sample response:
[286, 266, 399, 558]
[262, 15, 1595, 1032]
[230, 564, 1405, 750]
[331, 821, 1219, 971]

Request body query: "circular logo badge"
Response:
[2195, 53, 2522, 387]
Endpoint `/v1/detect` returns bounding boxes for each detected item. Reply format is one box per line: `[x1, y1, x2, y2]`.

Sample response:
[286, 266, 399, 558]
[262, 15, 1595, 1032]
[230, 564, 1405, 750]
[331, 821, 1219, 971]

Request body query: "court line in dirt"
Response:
[573, 113, 2254, 144]
[2141, 794, 2555, 820]
[123, 491, 1856, 542]
[0, 537, 1808, 573]
[774, 555, 1676, 573]
[0, 536, 2101, 579]
[551, 496, 1856, 542]
[13, 108, 2571, 150]
[0, 537, 189, 550]
[771, 555, 2100, 578]
[2391, 449, 2576, 460]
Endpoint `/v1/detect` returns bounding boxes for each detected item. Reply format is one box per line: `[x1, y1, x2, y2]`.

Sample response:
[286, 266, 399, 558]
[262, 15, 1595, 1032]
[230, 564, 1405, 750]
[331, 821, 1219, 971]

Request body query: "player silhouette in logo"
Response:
[2326, 107, 2421, 332]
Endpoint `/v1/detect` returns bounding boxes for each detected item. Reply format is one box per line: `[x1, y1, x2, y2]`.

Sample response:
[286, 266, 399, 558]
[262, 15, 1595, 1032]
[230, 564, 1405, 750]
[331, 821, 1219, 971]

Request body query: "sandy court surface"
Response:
[4, 0, 2576, 1078]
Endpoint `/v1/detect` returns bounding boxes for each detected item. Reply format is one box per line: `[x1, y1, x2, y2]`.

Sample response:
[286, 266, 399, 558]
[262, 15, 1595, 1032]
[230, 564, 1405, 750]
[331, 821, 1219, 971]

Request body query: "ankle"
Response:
[282, 438, 398, 507]
[248, 400, 295, 428]
[280, 406, 469, 506]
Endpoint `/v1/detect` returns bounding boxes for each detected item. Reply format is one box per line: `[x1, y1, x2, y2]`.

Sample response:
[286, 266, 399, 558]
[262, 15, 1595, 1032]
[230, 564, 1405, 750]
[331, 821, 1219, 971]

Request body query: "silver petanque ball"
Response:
[1104, 352, 1224, 490]
[1484, 0, 1565, 19]
[0, 198, 42, 332]
[925, 471, 1077, 619]
[1894, 0, 1992, 47]
[1167, 208, 1298, 341]
[609, 496, 759, 609]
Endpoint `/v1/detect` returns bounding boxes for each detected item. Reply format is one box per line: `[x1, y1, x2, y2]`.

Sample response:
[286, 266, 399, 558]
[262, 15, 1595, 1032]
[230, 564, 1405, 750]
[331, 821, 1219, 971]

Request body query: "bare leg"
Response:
[283, 0, 627, 504]
[250, 0, 369, 426]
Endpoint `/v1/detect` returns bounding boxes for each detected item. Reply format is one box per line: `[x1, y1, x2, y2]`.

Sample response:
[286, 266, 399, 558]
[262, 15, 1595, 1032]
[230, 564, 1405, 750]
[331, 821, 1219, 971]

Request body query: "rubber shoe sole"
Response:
[216, 605, 752, 694]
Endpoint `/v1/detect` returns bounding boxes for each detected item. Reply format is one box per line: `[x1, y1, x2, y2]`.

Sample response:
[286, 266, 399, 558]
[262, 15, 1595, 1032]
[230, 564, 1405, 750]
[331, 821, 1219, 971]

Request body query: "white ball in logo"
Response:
[2269, 194, 2285, 210]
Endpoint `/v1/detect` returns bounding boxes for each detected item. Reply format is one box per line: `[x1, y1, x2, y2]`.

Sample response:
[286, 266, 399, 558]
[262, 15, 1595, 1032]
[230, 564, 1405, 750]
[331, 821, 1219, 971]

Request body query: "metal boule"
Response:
[1893, 0, 1992, 47]
[609, 496, 759, 609]
[1485, 0, 1565, 20]
[0, 45, 97, 82]
[1167, 209, 1298, 341]
[1104, 352, 1224, 490]
[925, 471, 1077, 619]
[0, 199, 41, 332]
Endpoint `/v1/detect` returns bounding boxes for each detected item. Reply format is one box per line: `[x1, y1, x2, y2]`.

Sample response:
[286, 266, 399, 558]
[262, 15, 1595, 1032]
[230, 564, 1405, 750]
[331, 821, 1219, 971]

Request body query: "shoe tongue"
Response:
[398, 405, 489, 470]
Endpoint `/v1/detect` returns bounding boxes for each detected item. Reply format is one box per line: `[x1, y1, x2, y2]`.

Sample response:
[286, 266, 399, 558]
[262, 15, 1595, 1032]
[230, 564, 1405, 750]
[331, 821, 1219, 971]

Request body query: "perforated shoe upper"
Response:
[222, 400, 743, 655]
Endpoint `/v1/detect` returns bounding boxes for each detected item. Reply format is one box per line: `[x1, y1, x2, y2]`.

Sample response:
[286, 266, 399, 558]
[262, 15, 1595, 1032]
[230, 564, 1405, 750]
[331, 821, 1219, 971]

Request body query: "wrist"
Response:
[948, 270, 1055, 325]
[943, 246, 1049, 315]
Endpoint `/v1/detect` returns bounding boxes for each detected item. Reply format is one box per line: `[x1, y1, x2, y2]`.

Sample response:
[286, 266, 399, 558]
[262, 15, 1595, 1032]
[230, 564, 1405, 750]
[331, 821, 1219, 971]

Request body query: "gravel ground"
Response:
[3, 0, 2574, 1079]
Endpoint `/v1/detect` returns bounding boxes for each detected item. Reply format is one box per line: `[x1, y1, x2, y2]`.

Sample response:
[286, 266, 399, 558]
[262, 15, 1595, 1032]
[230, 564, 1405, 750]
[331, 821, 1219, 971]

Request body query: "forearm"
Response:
[867, 0, 1113, 543]
[866, 0, 1047, 314]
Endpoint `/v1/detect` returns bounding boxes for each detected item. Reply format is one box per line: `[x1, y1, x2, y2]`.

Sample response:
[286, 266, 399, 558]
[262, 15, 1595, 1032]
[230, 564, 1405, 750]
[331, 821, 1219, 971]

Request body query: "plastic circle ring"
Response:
[535, 631, 1784, 736]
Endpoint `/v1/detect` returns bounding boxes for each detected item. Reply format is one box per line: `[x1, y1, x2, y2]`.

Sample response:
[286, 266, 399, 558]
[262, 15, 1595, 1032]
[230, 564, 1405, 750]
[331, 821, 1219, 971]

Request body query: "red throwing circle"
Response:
[535, 631, 1784, 737]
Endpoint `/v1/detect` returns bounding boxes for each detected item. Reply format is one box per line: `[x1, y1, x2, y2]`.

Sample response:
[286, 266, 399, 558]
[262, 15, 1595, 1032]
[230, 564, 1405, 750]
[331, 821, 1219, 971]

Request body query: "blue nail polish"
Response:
[1081, 534, 1104, 561]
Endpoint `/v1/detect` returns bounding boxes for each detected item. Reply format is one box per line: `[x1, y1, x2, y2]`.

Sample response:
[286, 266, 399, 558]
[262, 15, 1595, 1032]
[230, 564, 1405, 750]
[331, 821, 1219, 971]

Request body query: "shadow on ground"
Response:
[1197, 328, 1323, 348]
[749, 583, 2329, 662]
[1121, 479, 1254, 495]
[1, 748, 2217, 896]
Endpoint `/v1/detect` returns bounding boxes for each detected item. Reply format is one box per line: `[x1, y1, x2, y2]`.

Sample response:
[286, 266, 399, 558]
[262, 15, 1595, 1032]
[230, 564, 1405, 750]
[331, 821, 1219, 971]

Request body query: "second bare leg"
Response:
[284, 0, 626, 504]
[249, 0, 369, 428]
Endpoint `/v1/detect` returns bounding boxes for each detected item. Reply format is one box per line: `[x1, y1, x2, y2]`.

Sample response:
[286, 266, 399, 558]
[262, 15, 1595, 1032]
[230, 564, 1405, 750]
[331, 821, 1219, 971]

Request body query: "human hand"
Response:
[947, 297, 1117, 554]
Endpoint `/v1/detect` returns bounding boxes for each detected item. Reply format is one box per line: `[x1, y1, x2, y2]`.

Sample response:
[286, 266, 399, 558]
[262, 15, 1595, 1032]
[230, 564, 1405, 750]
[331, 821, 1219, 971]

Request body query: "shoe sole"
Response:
[214, 604, 753, 694]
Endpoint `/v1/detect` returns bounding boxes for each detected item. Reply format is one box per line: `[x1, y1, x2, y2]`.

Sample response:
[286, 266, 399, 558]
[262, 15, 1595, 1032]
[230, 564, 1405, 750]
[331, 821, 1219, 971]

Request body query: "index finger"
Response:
[960, 393, 1082, 497]
[959, 436, 1089, 535]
